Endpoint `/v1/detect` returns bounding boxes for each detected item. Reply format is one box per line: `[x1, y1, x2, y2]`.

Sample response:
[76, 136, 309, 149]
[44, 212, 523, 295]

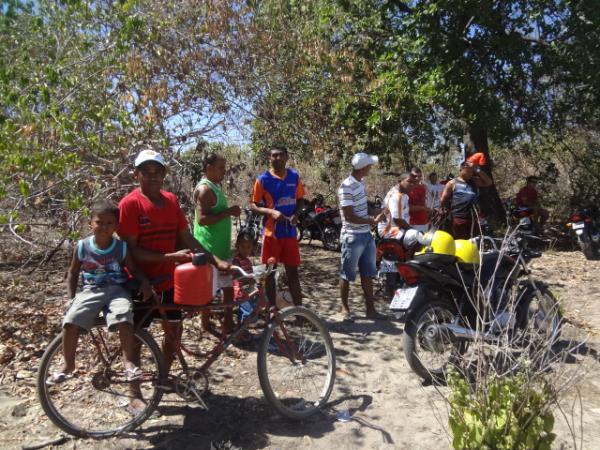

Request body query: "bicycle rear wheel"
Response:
[37, 325, 166, 438]
[257, 306, 335, 420]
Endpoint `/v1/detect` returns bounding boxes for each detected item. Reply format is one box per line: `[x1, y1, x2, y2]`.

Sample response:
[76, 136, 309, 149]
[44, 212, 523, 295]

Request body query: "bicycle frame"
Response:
[130, 269, 299, 380]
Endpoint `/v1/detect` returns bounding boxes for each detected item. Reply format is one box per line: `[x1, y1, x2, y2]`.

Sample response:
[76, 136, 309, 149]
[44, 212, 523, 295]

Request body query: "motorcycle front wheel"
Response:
[403, 300, 465, 382]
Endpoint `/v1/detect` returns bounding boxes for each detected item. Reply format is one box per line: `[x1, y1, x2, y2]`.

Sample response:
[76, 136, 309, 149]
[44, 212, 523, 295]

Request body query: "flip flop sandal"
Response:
[46, 372, 73, 386]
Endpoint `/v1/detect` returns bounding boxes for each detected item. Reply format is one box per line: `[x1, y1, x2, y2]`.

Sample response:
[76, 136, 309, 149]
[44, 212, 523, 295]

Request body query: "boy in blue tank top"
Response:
[47, 201, 152, 395]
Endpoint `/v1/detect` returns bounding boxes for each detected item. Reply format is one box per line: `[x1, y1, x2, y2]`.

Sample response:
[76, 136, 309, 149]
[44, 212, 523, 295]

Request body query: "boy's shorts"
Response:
[63, 284, 133, 331]
[261, 235, 301, 266]
[339, 232, 377, 282]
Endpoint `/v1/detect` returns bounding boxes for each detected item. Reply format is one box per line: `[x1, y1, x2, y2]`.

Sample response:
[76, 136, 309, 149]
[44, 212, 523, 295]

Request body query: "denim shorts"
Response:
[339, 232, 377, 282]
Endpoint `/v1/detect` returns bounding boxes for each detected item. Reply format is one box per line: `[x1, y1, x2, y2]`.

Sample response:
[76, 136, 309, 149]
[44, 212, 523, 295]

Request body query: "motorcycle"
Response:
[567, 208, 600, 260]
[376, 229, 421, 301]
[510, 206, 536, 234]
[297, 196, 342, 251]
[389, 230, 562, 382]
[239, 207, 263, 246]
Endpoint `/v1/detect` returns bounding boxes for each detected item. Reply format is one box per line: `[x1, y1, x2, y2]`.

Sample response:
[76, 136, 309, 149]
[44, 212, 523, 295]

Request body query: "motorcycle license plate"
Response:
[389, 286, 418, 310]
[333, 216, 342, 225]
[379, 260, 397, 273]
[572, 222, 585, 230]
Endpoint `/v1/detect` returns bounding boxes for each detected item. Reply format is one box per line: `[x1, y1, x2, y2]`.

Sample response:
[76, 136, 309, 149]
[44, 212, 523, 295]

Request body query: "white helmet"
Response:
[403, 229, 422, 249]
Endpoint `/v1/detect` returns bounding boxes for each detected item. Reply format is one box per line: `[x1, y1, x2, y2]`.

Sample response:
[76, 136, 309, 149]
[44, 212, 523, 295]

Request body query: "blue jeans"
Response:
[339, 232, 377, 282]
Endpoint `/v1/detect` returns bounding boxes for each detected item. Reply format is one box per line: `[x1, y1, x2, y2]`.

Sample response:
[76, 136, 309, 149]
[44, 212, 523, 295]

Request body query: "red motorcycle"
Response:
[567, 208, 600, 260]
[376, 229, 421, 300]
[297, 195, 341, 251]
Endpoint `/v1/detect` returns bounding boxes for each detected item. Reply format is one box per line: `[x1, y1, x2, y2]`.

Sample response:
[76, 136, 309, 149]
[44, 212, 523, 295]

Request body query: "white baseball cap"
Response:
[351, 152, 379, 170]
[134, 149, 166, 168]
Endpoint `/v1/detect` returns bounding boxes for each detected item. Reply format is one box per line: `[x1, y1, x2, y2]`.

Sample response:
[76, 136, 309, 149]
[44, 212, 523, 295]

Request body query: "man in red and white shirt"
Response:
[118, 149, 228, 393]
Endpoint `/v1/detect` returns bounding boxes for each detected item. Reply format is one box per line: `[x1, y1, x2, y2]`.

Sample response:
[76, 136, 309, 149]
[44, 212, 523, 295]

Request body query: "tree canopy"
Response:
[1, 0, 600, 255]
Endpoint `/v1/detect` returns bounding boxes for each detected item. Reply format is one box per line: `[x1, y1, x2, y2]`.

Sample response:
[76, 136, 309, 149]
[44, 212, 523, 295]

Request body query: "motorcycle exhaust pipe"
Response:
[443, 324, 498, 344]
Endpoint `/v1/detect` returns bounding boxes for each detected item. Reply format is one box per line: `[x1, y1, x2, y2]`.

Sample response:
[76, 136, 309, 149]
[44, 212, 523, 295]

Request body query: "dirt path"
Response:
[0, 245, 599, 449]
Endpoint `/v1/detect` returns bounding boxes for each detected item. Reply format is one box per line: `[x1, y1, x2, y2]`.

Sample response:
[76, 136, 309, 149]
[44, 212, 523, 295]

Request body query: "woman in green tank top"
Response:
[193, 177, 234, 259]
[193, 155, 241, 259]
[193, 154, 242, 333]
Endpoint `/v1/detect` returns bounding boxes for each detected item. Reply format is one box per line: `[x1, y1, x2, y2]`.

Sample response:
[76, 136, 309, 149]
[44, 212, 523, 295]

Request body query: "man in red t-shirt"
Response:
[516, 176, 549, 227]
[118, 149, 228, 411]
[408, 167, 430, 232]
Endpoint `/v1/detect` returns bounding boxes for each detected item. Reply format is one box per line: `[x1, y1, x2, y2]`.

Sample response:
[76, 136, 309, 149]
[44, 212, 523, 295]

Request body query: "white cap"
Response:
[134, 149, 166, 168]
[351, 152, 379, 170]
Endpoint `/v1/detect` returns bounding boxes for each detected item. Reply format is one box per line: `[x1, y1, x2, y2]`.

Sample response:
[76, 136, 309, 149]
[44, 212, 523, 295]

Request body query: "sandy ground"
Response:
[0, 244, 599, 450]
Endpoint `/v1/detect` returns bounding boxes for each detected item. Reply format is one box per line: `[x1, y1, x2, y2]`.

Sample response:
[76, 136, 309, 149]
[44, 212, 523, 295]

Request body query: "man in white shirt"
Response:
[378, 172, 416, 239]
[425, 172, 444, 210]
[338, 153, 386, 321]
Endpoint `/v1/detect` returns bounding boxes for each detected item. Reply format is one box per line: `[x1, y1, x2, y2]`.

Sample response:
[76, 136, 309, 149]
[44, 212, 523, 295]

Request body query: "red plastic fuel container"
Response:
[174, 253, 214, 305]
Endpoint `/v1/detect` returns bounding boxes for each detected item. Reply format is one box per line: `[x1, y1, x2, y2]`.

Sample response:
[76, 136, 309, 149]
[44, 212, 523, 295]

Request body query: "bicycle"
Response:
[37, 260, 336, 438]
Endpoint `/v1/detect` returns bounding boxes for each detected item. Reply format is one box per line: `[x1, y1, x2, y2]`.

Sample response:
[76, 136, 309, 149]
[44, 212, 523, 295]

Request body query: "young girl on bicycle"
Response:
[232, 231, 257, 328]
[47, 200, 153, 385]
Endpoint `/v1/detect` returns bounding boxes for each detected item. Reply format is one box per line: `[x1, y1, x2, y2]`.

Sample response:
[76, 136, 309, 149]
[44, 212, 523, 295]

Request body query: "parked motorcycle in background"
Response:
[506, 199, 537, 235]
[567, 207, 600, 260]
[296, 194, 342, 251]
[239, 207, 263, 246]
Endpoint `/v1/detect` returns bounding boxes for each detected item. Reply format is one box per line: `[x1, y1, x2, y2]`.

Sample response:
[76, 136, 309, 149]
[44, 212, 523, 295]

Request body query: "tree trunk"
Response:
[464, 125, 506, 225]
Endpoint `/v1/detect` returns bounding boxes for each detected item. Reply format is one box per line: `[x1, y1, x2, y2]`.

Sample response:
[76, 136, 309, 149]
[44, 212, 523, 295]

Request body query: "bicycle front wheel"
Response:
[37, 326, 166, 438]
[257, 306, 335, 420]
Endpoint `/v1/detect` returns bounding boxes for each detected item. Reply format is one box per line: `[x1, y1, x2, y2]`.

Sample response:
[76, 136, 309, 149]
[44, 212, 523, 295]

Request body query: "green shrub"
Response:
[448, 370, 556, 450]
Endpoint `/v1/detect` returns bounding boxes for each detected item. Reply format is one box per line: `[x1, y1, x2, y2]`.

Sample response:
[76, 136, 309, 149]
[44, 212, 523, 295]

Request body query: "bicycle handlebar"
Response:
[230, 262, 276, 281]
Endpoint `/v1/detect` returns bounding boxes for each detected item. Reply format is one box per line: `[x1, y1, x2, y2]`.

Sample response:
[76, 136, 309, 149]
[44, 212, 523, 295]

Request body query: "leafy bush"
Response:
[448, 368, 556, 450]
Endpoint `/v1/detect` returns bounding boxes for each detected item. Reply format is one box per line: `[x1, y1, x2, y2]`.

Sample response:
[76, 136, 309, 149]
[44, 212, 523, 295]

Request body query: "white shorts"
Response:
[212, 264, 233, 295]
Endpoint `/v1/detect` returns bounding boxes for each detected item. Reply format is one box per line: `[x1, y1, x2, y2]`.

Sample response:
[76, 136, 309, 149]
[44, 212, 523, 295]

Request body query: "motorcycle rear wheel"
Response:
[579, 235, 598, 260]
[322, 225, 340, 251]
[384, 272, 398, 301]
[297, 225, 304, 243]
[517, 286, 562, 350]
[403, 300, 465, 383]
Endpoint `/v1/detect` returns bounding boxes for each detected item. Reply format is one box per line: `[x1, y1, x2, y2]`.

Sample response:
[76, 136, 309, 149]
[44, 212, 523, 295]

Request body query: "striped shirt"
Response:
[338, 174, 370, 234]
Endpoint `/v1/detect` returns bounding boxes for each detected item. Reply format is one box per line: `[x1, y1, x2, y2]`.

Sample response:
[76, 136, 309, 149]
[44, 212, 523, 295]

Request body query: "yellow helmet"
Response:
[415, 230, 456, 261]
[455, 239, 480, 264]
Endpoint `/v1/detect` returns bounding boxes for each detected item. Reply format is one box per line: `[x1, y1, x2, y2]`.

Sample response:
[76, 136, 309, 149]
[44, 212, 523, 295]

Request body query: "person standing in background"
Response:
[250, 145, 305, 307]
[425, 172, 444, 210]
[408, 167, 430, 232]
